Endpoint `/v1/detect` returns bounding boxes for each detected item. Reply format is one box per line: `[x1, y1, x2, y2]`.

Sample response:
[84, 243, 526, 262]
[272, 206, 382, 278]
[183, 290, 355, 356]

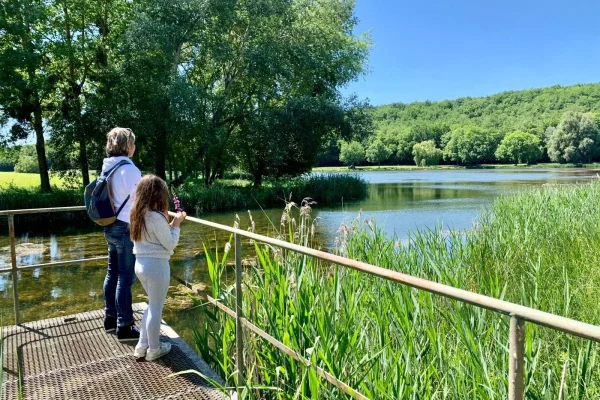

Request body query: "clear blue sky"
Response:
[342, 0, 600, 106]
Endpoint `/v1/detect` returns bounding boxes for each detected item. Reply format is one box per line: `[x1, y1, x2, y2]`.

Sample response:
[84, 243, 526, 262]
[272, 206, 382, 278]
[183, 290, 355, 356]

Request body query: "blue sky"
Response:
[342, 0, 600, 105]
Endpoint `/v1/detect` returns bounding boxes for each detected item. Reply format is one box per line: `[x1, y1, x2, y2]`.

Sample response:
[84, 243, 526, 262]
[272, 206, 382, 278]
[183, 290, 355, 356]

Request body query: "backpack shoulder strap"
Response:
[105, 160, 133, 218]
[103, 160, 132, 179]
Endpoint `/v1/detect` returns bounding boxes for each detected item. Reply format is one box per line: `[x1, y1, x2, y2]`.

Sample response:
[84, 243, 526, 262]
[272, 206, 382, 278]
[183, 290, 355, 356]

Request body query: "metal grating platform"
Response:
[1, 303, 227, 399]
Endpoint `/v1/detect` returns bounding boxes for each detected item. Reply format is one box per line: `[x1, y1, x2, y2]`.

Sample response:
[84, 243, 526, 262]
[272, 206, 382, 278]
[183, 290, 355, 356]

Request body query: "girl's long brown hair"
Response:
[130, 175, 169, 242]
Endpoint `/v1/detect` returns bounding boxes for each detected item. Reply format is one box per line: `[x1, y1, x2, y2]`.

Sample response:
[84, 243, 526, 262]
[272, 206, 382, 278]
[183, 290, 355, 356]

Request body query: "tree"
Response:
[163, 0, 371, 185]
[46, 0, 130, 186]
[395, 123, 449, 162]
[412, 140, 443, 166]
[14, 145, 39, 173]
[237, 97, 359, 186]
[443, 126, 499, 164]
[495, 131, 541, 165]
[548, 111, 599, 163]
[366, 140, 392, 167]
[339, 141, 365, 168]
[0, 145, 21, 171]
[0, 0, 53, 191]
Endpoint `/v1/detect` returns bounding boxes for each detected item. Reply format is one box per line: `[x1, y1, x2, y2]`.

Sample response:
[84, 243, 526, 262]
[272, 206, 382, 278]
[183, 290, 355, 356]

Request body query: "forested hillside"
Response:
[325, 83, 600, 166]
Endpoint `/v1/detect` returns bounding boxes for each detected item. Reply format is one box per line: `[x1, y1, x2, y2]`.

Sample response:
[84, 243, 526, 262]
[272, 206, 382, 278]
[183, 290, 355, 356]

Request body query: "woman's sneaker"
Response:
[104, 316, 117, 332]
[117, 323, 140, 342]
[133, 345, 148, 358]
[145, 342, 172, 361]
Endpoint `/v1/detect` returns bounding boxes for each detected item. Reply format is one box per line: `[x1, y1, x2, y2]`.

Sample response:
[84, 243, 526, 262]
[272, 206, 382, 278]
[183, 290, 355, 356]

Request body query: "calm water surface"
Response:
[0, 168, 597, 344]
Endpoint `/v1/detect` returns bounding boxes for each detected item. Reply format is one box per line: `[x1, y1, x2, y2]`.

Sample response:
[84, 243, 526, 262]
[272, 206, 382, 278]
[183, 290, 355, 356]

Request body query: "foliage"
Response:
[365, 139, 392, 167]
[547, 111, 600, 163]
[373, 84, 600, 139]
[0, 173, 367, 231]
[338, 141, 365, 167]
[198, 182, 600, 398]
[443, 125, 499, 164]
[236, 97, 359, 186]
[0, 0, 53, 190]
[177, 174, 368, 214]
[494, 131, 541, 164]
[88, 0, 372, 186]
[365, 84, 600, 165]
[0, 186, 89, 234]
[14, 146, 39, 173]
[0, 146, 20, 171]
[412, 140, 443, 166]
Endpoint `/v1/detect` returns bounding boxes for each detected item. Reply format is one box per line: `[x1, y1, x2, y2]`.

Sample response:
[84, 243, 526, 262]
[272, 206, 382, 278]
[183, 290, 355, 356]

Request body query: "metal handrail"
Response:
[3, 206, 598, 399]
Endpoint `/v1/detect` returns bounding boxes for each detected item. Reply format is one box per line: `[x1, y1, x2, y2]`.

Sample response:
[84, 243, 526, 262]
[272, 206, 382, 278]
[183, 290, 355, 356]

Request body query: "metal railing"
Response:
[2, 206, 600, 400]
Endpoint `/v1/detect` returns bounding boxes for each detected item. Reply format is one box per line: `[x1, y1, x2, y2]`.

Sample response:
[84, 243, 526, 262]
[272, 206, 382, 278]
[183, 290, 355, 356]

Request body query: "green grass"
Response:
[0, 172, 65, 189]
[314, 162, 600, 172]
[196, 182, 600, 399]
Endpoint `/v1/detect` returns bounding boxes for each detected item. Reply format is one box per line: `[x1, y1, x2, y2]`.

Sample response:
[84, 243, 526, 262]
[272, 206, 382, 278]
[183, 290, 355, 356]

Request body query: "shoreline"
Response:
[313, 162, 600, 172]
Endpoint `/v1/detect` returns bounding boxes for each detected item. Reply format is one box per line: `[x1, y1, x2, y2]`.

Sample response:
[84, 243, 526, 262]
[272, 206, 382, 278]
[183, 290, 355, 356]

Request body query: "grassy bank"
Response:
[315, 162, 600, 172]
[197, 182, 600, 399]
[0, 174, 367, 233]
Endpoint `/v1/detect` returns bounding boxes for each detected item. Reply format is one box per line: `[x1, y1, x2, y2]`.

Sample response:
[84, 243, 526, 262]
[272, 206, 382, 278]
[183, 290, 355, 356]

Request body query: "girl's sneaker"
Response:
[133, 345, 148, 358]
[145, 342, 172, 361]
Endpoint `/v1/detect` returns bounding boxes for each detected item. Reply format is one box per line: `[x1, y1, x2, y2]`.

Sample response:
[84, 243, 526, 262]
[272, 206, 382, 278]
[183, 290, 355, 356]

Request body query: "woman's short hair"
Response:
[105, 127, 135, 156]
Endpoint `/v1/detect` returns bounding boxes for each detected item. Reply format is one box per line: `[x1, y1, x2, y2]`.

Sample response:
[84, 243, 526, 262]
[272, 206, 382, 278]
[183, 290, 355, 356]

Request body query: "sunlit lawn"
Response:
[0, 172, 66, 189]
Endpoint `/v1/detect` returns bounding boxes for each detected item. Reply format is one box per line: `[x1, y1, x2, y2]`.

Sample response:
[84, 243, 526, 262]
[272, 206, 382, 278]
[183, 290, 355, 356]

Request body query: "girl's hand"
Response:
[171, 211, 187, 227]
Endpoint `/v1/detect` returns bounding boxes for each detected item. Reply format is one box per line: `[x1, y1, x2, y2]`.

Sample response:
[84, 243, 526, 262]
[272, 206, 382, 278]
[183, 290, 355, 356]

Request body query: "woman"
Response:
[130, 175, 186, 360]
[102, 127, 142, 341]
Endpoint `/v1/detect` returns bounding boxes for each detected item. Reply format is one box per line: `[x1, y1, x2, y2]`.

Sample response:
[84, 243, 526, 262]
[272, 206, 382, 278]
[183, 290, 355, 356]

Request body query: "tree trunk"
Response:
[154, 129, 167, 180]
[64, 4, 89, 186]
[253, 172, 262, 187]
[79, 129, 90, 186]
[203, 162, 211, 186]
[33, 103, 51, 192]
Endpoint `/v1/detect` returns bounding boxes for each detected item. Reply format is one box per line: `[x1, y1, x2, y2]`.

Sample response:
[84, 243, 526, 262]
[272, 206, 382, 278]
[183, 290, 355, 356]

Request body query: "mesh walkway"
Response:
[1, 303, 226, 399]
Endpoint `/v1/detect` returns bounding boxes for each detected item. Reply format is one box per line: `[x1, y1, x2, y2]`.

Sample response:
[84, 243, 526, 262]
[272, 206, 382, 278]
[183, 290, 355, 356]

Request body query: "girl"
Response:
[130, 175, 186, 361]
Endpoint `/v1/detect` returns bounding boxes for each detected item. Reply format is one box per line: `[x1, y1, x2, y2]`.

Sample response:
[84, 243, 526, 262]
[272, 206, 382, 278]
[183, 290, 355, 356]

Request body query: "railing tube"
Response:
[8, 215, 20, 324]
[234, 233, 245, 387]
[509, 315, 525, 400]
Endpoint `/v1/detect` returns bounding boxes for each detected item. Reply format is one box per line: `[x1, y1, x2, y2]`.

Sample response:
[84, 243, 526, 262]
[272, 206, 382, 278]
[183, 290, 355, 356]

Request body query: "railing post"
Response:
[8, 214, 20, 325]
[234, 233, 245, 387]
[509, 315, 525, 400]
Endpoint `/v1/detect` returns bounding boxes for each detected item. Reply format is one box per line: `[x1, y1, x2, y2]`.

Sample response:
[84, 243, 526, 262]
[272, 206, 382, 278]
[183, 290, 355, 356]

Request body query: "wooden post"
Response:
[234, 233, 245, 387]
[8, 215, 20, 325]
[509, 315, 525, 400]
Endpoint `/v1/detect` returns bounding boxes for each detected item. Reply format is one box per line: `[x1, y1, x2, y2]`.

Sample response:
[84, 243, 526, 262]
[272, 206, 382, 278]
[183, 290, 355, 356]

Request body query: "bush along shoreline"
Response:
[0, 174, 368, 234]
[176, 173, 368, 214]
[197, 182, 600, 399]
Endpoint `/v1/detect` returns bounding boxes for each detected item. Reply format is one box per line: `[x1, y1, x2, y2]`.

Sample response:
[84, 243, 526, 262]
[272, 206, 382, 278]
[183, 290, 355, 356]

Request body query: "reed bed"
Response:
[195, 183, 600, 399]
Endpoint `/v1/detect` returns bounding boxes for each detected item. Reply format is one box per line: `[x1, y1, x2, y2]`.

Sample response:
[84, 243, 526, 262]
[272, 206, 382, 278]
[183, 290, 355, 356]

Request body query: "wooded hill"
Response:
[323, 83, 600, 166]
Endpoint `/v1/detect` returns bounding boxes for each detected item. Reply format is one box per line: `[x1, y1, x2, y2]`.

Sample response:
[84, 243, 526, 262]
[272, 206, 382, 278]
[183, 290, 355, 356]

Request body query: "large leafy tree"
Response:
[412, 140, 443, 166]
[366, 139, 392, 167]
[495, 131, 541, 165]
[339, 140, 365, 168]
[110, 0, 370, 185]
[443, 126, 499, 165]
[0, 0, 53, 191]
[547, 111, 599, 164]
[237, 97, 351, 186]
[46, 0, 132, 186]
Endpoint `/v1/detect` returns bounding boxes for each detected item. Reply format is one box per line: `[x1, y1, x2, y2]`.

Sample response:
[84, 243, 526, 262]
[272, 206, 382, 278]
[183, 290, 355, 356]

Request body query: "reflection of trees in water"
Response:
[368, 183, 491, 207]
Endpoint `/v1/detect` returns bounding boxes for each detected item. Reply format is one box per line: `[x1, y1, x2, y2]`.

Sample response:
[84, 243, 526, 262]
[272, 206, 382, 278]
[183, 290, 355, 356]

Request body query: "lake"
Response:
[0, 168, 598, 344]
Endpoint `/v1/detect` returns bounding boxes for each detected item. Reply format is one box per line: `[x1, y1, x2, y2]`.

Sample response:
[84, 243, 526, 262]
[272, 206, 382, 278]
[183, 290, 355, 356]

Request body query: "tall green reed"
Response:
[195, 183, 600, 399]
